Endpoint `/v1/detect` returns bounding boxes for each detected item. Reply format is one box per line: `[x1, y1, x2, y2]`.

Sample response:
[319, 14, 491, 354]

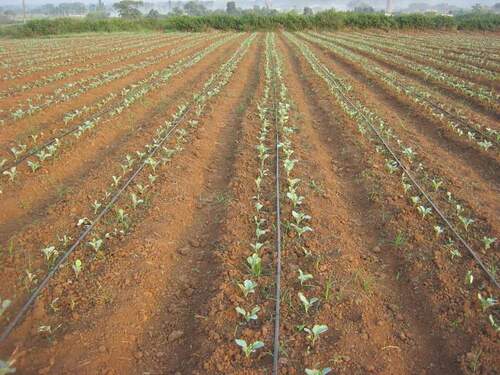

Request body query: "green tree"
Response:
[304, 7, 313, 15]
[113, 0, 143, 18]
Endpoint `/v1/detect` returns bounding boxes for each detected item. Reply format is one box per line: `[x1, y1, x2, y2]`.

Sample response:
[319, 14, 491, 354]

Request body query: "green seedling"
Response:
[304, 324, 328, 345]
[235, 339, 264, 358]
[247, 253, 262, 277]
[72, 259, 82, 277]
[0, 296, 11, 317]
[458, 216, 474, 231]
[298, 292, 318, 314]
[481, 237, 496, 250]
[298, 269, 313, 286]
[238, 280, 257, 297]
[235, 306, 260, 323]
[477, 293, 497, 311]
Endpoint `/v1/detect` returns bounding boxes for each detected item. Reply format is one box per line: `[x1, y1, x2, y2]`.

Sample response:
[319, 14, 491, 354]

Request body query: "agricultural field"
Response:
[0, 30, 498, 374]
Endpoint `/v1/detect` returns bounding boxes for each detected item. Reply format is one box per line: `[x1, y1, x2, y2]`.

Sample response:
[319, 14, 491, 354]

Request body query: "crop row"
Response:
[299, 32, 499, 152]
[0, 32, 257, 347]
[0, 33, 187, 95]
[311, 32, 499, 113]
[0, 33, 239, 194]
[359, 32, 500, 73]
[0, 32, 171, 72]
[285, 32, 498, 332]
[334, 32, 499, 85]
[2, 33, 219, 124]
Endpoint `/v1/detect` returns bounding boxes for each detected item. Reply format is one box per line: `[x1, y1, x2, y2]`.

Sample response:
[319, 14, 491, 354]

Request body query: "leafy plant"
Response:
[290, 223, 313, 238]
[88, 237, 103, 252]
[458, 216, 474, 231]
[2, 167, 17, 182]
[304, 324, 328, 345]
[292, 210, 311, 225]
[434, 225, 444, 237]
[298, 292, 318, 314]
[465, 270, 473, 285]
[247, 253, 262, 277]
[298, 269, 313, 286]
[27, 160, 40, 173]
[235, 306, 260, 322]
[72, 259, 82, 277]
[238, 279, 257, 297]
[0, 296, 11, 317]
[477, 293, 497, 311]
[130, 193, 144, 209]
[41, 246, 58, 265]
[235, 339, 264, 358]
[417, 205, 432, 218]
[481, 237, 496, 250]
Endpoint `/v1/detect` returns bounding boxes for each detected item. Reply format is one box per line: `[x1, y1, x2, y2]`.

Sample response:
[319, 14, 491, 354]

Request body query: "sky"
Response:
[0, 0, 496, 10]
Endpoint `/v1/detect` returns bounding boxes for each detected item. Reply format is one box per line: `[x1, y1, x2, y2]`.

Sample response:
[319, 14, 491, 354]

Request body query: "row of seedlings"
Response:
[0, 33, 240, 193]
[308, 32, 499, 113]
[268, 33, 331, 375]
[1, 33, 185, 88]
[299, 32, 498, 152]
[2, 33, 219, 123]
[233, 33, 274, 362]
[333, 32, 497, 84]
[285, 32, 499, 333]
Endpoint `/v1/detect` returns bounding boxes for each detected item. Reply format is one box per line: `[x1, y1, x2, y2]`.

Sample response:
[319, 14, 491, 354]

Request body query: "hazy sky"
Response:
[1, 0, 496, 9]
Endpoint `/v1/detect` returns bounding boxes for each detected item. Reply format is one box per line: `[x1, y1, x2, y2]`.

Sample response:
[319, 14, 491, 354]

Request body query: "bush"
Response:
[0, 11, 498, 37]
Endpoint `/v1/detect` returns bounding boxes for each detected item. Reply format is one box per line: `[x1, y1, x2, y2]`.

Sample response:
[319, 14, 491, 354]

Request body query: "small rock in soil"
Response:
[99, 345, 106, 353]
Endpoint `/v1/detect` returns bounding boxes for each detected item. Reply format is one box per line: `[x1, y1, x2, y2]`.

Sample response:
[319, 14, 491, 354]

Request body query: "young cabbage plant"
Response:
[148, 174, 157, 185]
[481, 237, 496, 250]
[0, 296, 11, 317]
[477, 293, 497, 311]
[450, 248, 462, 260]
[489, 314, 500, 332]
[247, 253, 262, 277]
[235, 306, 260, 323]
[298, 292, 318, 314]
[434, 225, 444, 238]
[431, 179, 443, 192]
[298, 269, 313, 286]
[305, 368, 332, 375]
[238, 279, 257, 297]
[27, 160, 40, 173]
[88, 237, 103, 253]
[292, 210, 311, 225]
[72, 259, 82, 278]
[290, 223, 313, 238]
[417, 205, 432, 219]
[41, 246, 58, 265]
[287, 191, 304, 208]
[111, 175, 121, 187]
[465, 270, 474, 285]
[458, 216, 474, 232]
[92, 200, 102, 214]
[130, 193, 144, 209]
[385, 160, 398, 174]
[2, 167, 17, 182]
[250, 242, 265, 254]
[410, 196, 420, 206]
[235, 339, 264, 358]
[304, 324, 328, 345]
